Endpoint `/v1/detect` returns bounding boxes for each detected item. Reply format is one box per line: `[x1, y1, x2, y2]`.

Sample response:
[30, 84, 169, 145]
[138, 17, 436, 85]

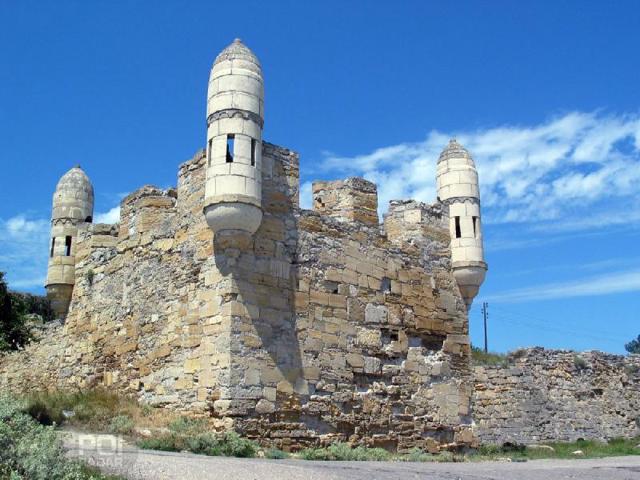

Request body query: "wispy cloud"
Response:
[95, 206, 120, 224]
[483, 269, 640, 303]
[0, 215, 50, 292]
[0, 201, 121, 292]
[311, 111, 640, 232]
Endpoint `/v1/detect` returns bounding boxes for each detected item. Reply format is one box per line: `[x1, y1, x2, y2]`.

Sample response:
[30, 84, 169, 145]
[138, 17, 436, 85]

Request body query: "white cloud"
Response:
[300, 181, 313, 210]
[0, 202, 122, 293]
[483, 269, 640, 303]
[94, 206, 120, 224]
[5, 216, 49, 238]
[0, 215, 50, 293]
[313, 111, 640, 230]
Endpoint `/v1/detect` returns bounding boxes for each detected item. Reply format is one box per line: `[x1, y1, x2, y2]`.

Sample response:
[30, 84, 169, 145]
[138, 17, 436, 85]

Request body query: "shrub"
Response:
[0, 394, 122, 480]
[299, 442, 391, 461]
[10, 291, 54, 323]
[86, 269, 95, 287]
[404, 448, 435, 462]
[24, 390, 139, 433]
[24, 399, 64, 426]
[264, 448, 289, 459]
[573, 355, 588, 371]
[137, 431, 258, 458]
[137, 434, 181, 452]
[167, 416, 207, 435]
[0, 272, 32, 352]
[625, 335, 640, 354]
[108, 415, 134, 435]
[471, 346, 508, 367]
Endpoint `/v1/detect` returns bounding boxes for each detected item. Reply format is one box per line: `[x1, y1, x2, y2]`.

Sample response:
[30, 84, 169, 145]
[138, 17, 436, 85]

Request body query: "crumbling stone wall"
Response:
[473, 348, 640, 445]
[0, 141, 475, 451]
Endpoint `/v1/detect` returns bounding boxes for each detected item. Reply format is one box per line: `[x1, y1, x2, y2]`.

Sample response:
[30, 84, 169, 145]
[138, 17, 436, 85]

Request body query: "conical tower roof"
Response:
[438, 138, 472, 163]
[52, 166, 94, 221]
[214, 38, 261, 67]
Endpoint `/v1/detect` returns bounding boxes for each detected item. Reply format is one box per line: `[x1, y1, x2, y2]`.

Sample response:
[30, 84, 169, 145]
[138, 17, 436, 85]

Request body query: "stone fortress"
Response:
[1, 39, 638, 451]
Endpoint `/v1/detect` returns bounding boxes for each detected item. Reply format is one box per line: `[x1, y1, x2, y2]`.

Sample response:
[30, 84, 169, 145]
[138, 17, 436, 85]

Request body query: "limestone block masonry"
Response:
[473, 348, 640, 445]
[0, 39, 492, 452]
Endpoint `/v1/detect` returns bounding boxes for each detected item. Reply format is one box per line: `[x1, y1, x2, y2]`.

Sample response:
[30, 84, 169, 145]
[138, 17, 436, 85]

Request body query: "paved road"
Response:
[63, 431, 640, 480]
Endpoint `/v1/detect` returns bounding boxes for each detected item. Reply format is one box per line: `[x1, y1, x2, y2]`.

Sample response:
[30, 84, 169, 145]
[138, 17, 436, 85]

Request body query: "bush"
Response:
[0, 394, 122, 480]
[264, 448, 289, 459]
[299, 442, 391, 461]
[167, 416, 207, 435]
[471, 346, 508, 367]
[10, 291, 54, 323]
[573, 355, 588, 371]
[24, 390, 139, 433]
[625, 335, 640, 354]
[0, 272, 32, 352]
[108, 415, 134, 435]
[137, 431, 258, 458]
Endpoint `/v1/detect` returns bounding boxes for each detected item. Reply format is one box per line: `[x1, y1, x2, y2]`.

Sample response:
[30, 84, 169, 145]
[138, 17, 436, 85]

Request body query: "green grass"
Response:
[23, 390, 138, 431]
[473, 438, 640, 461]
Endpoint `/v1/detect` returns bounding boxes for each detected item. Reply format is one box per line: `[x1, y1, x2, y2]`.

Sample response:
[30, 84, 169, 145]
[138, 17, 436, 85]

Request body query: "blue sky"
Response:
[1, 1, 639, 354]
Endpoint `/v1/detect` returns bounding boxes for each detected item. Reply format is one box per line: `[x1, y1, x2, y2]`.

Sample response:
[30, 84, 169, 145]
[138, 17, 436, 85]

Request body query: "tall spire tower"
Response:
[203, 38, 264, 236]
[45, 166, 94, 318]
[436, 139, 487, 309]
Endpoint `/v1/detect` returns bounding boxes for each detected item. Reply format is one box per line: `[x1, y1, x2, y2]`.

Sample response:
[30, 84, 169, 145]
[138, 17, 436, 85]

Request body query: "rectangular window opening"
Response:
[65, 236, 72, 256]
[454, 216, 461, 238]
[226, 134, 234, 163]
[207, 139, 212, 166]
[50, 238, 55, 258]
[251, 138, 256, 167]
[473, 216, 479, 238]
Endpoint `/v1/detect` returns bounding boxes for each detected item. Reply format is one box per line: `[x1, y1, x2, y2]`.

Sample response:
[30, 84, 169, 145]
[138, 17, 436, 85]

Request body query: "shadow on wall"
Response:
[211, 145, 304, 421]
[213, 229, 303, 405]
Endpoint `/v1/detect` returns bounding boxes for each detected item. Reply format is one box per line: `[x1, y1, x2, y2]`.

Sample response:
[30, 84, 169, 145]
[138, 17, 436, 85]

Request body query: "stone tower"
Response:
[436, 139, 487, 309]
[203, 38, 264, 235]
[45, 166, 94, 318]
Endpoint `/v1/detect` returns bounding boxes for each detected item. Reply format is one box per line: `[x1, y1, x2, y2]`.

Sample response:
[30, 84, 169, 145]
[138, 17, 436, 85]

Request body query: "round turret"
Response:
[46, 166, 95, 318]
[436, 139, 487, 309]
[203, 39, 264, 235]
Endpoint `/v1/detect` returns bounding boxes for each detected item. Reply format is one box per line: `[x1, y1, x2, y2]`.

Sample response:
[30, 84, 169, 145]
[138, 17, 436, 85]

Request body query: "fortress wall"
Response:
[0, 142, 476, 450]
[473, 348, 640, 445]
[274, 205, 474, 452]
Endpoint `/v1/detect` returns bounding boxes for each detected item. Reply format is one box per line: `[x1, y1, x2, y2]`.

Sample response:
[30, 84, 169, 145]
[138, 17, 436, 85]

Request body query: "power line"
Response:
[481, 302, 488, 353]
[485, 310, 627, 344]
[472, 303, 629, 343]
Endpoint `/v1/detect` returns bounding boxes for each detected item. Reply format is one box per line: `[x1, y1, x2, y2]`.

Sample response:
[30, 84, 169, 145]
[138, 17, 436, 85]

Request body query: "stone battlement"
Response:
[0, 140, 477, 451]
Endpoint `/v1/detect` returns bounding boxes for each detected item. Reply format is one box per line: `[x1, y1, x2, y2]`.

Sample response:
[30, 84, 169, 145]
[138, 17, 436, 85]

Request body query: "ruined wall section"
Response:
[473, 348, 640, 445]
[312, 178, 378, 226]
[264, 201, 475, 451]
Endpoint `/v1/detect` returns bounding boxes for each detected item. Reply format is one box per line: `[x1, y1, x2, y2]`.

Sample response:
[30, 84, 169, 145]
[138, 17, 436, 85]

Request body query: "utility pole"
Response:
[482, 302, 489, 353]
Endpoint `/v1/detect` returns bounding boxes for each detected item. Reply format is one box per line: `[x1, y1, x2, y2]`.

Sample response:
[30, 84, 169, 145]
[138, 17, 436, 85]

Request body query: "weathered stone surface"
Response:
[0, 141, 474, 452]
[473, 348, 640, 445]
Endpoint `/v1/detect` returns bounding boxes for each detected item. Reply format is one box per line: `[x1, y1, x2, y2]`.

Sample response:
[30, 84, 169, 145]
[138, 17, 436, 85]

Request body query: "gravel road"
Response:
[63, 431, 640, 480]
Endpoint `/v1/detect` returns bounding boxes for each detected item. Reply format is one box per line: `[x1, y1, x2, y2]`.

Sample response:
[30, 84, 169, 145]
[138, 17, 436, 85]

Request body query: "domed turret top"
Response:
[55, 166, 92, 193]
[214, 38, 261, 68]
[438, 138, 472, 163]
[52, 166, 94, 221]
